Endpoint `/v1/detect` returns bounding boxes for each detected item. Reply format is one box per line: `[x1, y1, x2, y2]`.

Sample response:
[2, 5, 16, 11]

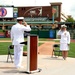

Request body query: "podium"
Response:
[26, 35, 41, 74]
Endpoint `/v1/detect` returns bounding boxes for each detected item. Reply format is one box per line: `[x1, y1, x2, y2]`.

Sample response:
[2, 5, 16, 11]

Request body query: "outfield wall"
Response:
[1, 29, 75, 39]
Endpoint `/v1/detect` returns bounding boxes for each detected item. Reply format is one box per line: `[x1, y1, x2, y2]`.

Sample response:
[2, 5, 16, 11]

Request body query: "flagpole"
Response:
[52, 13, 54, 24]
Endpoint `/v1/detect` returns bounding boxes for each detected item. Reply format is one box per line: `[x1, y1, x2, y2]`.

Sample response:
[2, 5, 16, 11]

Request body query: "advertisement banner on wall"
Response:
[0, 7, 13, 18]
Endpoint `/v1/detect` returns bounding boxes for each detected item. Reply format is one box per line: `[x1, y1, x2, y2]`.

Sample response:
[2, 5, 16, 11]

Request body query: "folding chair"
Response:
[52, 44, 62, 57]
[7, 45, 14, 63]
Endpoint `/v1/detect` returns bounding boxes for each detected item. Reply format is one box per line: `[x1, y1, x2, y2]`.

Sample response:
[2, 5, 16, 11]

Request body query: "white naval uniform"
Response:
[57, 30, 70, 51]
[11, 23, 31, 68]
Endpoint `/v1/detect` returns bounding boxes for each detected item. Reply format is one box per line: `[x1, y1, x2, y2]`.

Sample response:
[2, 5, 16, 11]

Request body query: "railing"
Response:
[0, 20, 75, 24]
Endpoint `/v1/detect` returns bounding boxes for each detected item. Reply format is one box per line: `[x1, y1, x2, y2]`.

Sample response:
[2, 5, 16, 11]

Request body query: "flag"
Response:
[52, 8, 57, 24]
[52, 8, 57, 14]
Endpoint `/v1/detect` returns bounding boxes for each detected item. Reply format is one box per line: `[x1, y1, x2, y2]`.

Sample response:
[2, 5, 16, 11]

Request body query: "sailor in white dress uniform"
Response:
[11, 17, 31, 68]
[57, 25, 70, 60]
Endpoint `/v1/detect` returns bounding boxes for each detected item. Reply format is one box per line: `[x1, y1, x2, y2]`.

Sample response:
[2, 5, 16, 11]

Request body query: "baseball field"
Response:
[0, 38, 75, 58]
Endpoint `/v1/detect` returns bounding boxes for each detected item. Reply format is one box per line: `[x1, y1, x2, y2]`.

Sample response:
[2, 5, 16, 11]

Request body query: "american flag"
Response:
[52, 8, 57, 14]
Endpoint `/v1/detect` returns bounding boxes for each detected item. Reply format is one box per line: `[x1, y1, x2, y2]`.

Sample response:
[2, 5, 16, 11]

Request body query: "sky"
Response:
[0, 0, 75, 19]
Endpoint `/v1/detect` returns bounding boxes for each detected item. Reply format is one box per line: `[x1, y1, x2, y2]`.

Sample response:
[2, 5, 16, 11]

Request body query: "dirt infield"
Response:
[38, 41, 59, 55]
[0, 40, 11, 42]
[38, 41, 54, 55]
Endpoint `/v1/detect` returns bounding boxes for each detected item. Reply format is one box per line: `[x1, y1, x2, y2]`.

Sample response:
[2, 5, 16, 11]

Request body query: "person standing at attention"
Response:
[10, 17, 31, 68]
[57, 25, 70, 60]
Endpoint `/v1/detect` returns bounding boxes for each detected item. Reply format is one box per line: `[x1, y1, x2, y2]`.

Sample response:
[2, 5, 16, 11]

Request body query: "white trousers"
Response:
[14, 45, 23, 68]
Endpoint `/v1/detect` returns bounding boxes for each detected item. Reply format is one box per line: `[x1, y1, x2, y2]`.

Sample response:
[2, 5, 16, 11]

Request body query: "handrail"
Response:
[0, 21, 75, 25]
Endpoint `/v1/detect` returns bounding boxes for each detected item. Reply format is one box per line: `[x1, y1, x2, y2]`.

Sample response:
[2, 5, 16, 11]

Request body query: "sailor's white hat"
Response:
[61, 24, 67, 28]
[17, 17, 24, 20]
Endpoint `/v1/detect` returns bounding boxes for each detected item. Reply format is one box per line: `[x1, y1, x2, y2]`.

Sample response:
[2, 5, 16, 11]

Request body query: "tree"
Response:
[65, 16, 75, 29]
[66, 16, 75, 22]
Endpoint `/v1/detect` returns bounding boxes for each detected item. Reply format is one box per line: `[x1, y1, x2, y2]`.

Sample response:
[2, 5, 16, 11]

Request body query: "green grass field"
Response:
[0, 41, 43, 55]
[68, 42, 75, 58]
[0, 38, 75, 58]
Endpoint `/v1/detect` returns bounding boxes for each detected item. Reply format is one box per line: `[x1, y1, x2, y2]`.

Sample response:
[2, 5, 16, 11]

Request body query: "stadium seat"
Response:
[52, 44, 62, 57]
[7, 45, 14, 63]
